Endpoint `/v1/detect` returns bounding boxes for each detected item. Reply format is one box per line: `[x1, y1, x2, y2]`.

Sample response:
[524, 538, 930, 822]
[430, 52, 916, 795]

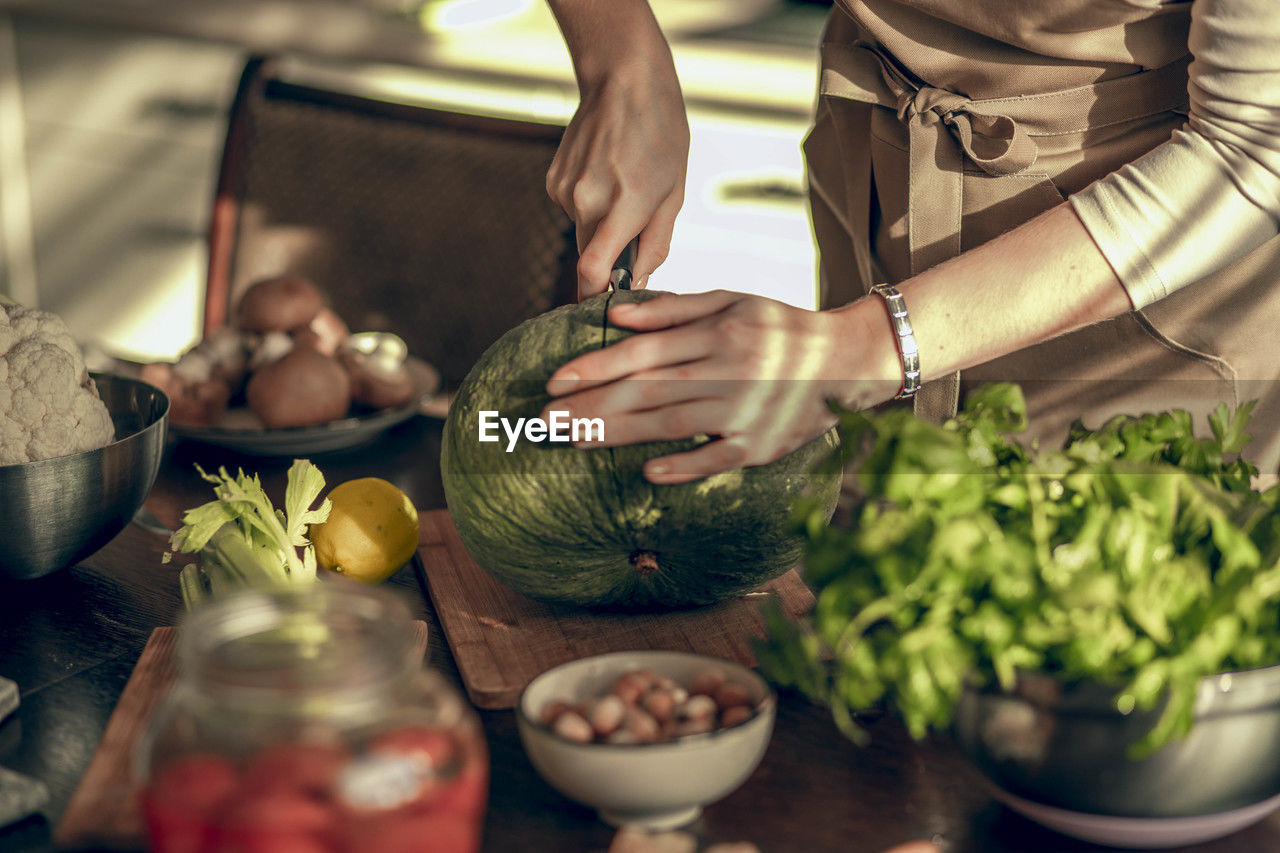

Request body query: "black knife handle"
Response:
[610, 238, 639, 291]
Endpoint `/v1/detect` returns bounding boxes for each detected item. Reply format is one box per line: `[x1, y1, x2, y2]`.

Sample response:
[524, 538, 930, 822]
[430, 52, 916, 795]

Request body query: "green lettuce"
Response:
[757, 384, 1280, 757]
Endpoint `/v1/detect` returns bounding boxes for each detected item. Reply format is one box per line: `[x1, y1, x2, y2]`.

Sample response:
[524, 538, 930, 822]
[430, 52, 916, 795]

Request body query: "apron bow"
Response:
[944, 110, 1038, 177]
[891, 71, 1039, 178]
[818, 40, 1189, 422]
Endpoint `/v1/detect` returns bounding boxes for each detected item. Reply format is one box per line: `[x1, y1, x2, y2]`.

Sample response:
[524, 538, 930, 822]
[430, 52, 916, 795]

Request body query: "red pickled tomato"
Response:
[240, 742, 350, 797]
[142, 754, 239, 853]
[213, 831, 330, 853]
[150, 753, 240, 813]
[346, 811, 480, 853]
[428, 762, 488, 821]
[335, 727, 486, 824]
[367, 727, 459, 772]
[214, 788, 335, 853]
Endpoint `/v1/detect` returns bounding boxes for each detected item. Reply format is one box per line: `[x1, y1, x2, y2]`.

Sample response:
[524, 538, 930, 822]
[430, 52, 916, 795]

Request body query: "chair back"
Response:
[205, 57, 575, 385]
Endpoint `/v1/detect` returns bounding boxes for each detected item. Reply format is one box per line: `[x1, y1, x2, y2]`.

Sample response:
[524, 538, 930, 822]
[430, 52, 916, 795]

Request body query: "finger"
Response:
[543, 370, 723, 432]
[567, 167, 612, 230]
[578, 208, 648, 299]
[573, 221, 597, 273]
[607, 289, 740, 331]
[547, 328, 715, 397]
[642, 434, 773, 484]
[546, 139, 591, 221]
[580, 397, 736, 448]
[571, 204, 602, 260]
[633, 191, 682, 284]
[567, 209, 604, 282]
[546, 166, 610, 279]
[544, 145, 568, 209]
[545, 148, 573, 212]
[879, 844, 941, 853]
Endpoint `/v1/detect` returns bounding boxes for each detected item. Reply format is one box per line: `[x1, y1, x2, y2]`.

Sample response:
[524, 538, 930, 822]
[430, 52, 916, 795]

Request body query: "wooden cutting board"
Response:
[55, 621, 428, 851]
[416, 509, 815, 710]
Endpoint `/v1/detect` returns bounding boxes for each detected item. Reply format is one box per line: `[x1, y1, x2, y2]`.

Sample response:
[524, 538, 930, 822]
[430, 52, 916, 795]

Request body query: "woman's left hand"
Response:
[541, 290, 900, 483]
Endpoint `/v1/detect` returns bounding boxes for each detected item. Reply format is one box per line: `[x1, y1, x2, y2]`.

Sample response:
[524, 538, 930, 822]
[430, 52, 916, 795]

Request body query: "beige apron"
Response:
[806, 2, 1280, 476]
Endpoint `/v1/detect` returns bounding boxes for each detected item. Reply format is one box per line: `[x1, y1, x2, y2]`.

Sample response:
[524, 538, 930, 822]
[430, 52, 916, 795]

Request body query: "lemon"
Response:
[310, 477, 419, 583]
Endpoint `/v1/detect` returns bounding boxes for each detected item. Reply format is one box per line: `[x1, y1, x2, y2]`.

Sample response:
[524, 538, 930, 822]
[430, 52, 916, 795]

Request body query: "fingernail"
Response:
[610, 304, 639, 324]
[548, 370, 580, 393]
[647, 462, 670, 477]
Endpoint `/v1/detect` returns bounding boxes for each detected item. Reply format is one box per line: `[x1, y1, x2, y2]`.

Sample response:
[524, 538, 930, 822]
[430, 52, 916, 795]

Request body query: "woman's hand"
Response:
[542, 291, 902, 483]
[546, 0, 690, 299]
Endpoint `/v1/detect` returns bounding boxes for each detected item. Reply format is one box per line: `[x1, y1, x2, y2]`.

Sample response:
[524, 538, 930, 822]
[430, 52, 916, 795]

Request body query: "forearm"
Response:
[546, 0, 673, 91]
[544, 0, 688, 295]
[831, 203, 1133, 388]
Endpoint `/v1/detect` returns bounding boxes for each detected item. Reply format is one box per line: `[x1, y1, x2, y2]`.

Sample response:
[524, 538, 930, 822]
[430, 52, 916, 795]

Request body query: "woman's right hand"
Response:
[546, 0, 690, 299]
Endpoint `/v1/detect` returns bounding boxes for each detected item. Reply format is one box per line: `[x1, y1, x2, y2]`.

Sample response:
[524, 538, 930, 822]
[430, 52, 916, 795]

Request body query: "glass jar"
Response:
[135, 582, 487, 853]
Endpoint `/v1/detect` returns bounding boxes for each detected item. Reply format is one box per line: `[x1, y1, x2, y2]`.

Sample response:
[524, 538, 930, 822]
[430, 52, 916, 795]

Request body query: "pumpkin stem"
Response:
[629, 550, 660, 576]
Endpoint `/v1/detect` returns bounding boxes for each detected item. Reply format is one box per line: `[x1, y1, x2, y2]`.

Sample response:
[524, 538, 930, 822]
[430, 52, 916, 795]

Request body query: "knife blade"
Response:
[609, 238, 639, 291]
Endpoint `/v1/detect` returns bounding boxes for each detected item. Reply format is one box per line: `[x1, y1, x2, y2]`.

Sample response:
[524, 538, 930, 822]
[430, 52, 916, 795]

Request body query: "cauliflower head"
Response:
[0, 302, 114, 465]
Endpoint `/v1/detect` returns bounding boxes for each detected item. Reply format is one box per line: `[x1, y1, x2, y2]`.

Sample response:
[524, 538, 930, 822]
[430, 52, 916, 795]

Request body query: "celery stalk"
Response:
[164, 460, 331, 610]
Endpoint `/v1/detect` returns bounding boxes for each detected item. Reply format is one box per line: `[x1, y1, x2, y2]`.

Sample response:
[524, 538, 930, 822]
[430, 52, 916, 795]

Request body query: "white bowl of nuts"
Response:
[515, 651, 776, 830]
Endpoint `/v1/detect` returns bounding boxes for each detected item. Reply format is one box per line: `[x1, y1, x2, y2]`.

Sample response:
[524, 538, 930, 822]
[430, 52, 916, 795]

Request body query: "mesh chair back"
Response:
[206, 57, 575, 385]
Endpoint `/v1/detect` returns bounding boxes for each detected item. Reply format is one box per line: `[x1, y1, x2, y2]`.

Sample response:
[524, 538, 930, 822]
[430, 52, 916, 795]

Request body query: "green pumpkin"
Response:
[440, 289, 842, 610]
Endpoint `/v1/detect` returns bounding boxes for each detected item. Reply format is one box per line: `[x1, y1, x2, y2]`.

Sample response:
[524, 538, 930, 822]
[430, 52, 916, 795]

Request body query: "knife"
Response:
[609, 238, 639, 291]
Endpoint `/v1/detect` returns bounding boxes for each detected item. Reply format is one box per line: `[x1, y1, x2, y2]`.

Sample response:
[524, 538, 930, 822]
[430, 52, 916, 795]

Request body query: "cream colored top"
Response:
[1070, 0, 1280, 308]
[843, 0, 1280, 309]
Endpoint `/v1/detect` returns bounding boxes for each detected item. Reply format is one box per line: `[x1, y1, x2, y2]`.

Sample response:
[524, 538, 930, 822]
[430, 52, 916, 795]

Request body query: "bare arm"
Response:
[547, 203, 1131, 483]
[544, 0, 1277, 485]
[545, 0, 689, 298]
[853, 202, 1132, 384]
[546, 0, 664, 89]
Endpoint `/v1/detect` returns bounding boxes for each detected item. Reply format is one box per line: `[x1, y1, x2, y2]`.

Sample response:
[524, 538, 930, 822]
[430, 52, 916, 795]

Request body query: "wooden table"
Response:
[2, 415, 1279, 853]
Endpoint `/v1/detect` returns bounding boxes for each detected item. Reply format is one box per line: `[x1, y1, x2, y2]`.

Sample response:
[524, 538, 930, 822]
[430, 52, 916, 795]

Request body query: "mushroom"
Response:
[174, 326, 252, 390]
[138, 326, 253, 427]
[140, 362, 232, 428]
[234, 276, 325, 333]
[248, 331, 295, 371]
[340, 332, 417, 410]
[293, 307, 350, 357]
[245, 343, 352, 429]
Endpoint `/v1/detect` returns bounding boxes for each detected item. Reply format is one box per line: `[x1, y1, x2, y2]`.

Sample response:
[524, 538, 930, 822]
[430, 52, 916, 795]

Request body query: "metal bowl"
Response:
[954, 666, 1280, 819]
[0, 373, 169, 580]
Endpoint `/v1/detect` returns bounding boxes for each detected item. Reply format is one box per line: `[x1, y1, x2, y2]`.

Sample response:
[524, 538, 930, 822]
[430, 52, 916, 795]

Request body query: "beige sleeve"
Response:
[1069, 0, 1280, 309]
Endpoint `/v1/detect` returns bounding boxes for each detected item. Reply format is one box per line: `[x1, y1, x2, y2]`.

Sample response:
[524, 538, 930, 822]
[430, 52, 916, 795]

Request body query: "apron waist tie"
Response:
[819, 42, 1190, 421]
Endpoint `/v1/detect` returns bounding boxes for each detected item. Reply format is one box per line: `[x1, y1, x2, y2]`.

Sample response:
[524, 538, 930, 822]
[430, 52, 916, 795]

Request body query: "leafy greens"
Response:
[757, 383, 1280, 756]
[165, 460, 331, 610]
